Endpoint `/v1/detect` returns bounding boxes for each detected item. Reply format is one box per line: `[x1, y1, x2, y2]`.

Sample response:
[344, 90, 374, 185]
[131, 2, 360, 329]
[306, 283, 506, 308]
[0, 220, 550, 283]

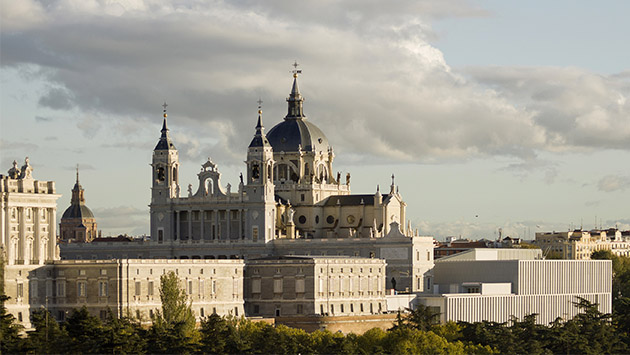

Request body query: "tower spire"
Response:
[155, 101, 176, 150]
[249, 98, 271, 148]
[286, 61, 305, 120]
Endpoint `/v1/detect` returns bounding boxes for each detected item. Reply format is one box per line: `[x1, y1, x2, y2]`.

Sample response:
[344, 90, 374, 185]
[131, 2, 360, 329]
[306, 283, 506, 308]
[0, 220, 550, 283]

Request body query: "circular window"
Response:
[346, 215, 355, 224]
[326, 215, 335, 224]
[315, 215, 320, 224]
[298, 215, 306, 224]
[318, 138, 323, 143]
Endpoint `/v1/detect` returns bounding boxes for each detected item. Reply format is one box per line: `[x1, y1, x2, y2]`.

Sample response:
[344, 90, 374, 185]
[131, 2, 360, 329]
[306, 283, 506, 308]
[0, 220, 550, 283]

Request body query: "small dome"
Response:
[62, 204, 95, 219]
[266, 119, 329, 153]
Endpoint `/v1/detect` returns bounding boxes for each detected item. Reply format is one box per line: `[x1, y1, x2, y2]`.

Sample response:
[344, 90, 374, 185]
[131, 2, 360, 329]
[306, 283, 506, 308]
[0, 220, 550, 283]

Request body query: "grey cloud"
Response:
[598, 174, 630, 192]
[35, 116, 53, 122]
[2, 0, 628, 169]
[92, 205, 148, 236]
[38, 86, 74, 110]
[466, 66, 630, 151]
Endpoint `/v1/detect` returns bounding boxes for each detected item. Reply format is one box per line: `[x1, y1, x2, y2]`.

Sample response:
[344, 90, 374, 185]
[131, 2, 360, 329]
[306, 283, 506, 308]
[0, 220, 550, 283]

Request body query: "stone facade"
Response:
[1, 158, 60, 265]
[2, 259, 245, 328]
[245, 256, 387, 318]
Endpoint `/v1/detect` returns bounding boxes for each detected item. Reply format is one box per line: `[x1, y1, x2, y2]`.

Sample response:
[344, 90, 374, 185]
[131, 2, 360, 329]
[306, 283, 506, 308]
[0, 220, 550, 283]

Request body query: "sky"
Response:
[1, 0, 629, 240]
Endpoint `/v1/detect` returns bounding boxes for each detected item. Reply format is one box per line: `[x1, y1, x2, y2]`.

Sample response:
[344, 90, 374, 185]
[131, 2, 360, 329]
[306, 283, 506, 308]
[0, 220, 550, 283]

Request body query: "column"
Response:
[200, 209, 205, 241]
[176, 211, 180, 241]
[18, 207, 25, 264]
[49, 207, 56, 260]
[34, 207, 41, 264]
[214, 209, 219, 240]
[226, 209, 231, 240]
[187, 209, 192, 241]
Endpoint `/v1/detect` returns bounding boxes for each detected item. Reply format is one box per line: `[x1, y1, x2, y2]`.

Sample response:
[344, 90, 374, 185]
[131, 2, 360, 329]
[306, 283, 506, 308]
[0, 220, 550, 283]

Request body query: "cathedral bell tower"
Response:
[150, 103, 180, 243]
[245, 104, 275, 203]
[151, 102, 180, 203]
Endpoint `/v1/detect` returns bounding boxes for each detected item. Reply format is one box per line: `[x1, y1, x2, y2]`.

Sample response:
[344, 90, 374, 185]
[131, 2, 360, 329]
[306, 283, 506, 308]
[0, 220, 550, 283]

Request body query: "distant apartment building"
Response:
[417, 249, 612, 324]
[535, 229, 624, 259]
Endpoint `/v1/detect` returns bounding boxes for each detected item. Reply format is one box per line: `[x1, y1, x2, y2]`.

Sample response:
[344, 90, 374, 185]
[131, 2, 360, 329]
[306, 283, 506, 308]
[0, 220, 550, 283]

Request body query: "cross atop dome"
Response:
[291, 60, 302, 78]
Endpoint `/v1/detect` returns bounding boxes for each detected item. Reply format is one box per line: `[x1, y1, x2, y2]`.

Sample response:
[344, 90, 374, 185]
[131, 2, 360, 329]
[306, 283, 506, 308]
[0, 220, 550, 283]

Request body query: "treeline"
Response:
[1, 298, 626, 354]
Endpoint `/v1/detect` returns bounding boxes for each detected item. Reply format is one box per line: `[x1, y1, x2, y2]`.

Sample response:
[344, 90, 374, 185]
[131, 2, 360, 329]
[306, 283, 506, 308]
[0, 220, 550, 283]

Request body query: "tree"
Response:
[405, 305, 440, 331]
[63, 306, 105, 353]
[25, 308, 69, 354]
[0, 295, 24, 354]
[100, 309, 146, 354]
[148, 271, 199, 354]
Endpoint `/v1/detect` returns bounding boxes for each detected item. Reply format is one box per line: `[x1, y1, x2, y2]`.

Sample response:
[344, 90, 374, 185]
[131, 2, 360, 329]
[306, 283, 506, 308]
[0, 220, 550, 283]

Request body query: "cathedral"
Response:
[59, 168, 98, 243]
[61, 70, 434, 293]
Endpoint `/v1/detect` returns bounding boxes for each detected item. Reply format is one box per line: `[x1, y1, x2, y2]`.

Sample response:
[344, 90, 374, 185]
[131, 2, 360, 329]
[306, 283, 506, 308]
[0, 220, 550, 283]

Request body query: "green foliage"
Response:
[63, 306, 106, 353]
[101, 309, 147, 354]
[25, 308, 69, 354]
[0, 294, 25, 354]
[148, 271, 199, 353]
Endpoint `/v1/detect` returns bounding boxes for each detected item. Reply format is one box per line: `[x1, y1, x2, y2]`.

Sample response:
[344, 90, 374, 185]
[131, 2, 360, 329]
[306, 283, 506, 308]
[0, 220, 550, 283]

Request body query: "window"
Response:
[252, 226, 258, 242]
[100, 310, 108, 320]
[252, 279, 261, 293]
[320, 305, 324, 315]
[330, 304, 334, 314]
[274, 279, 283, 293]
[78, 282, 87, 297]
[234, 307, 239, 316]
[212, 280, 217, 294]
[17, 283, 23, 298]
[79, 269, 86, 276]
[188, 280, 193, 295]
[100, 269, 107, 275]
[340, 304, 344, 313]
[148, 281, 154, 296]
[295, 279, 305, 293]
[57, 282, 66, 297]
[427, 251, 431, 261]
[99, 281, 108, 297]
[254, 305, 260, 314]
[200, 308, 205, 318]
[30, 281, 38, 298]
[158, 230, 164, 243]
[58, 311, 65, 321]
[350, 304, 354, 312]
[135, 281, 141, 296]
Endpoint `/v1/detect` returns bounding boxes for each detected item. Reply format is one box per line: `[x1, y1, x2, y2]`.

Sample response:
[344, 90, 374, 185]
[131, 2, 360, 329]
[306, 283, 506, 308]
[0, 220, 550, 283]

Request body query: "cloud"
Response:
[92, 205, 148, 236]
[38, 86, 74, 110]
[35, 115, 53, 122]
[598, 174, 630, 192]
[413, 218, 559, 241]
[466, 66, 630, 151]
[1, 0, 628, 170]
